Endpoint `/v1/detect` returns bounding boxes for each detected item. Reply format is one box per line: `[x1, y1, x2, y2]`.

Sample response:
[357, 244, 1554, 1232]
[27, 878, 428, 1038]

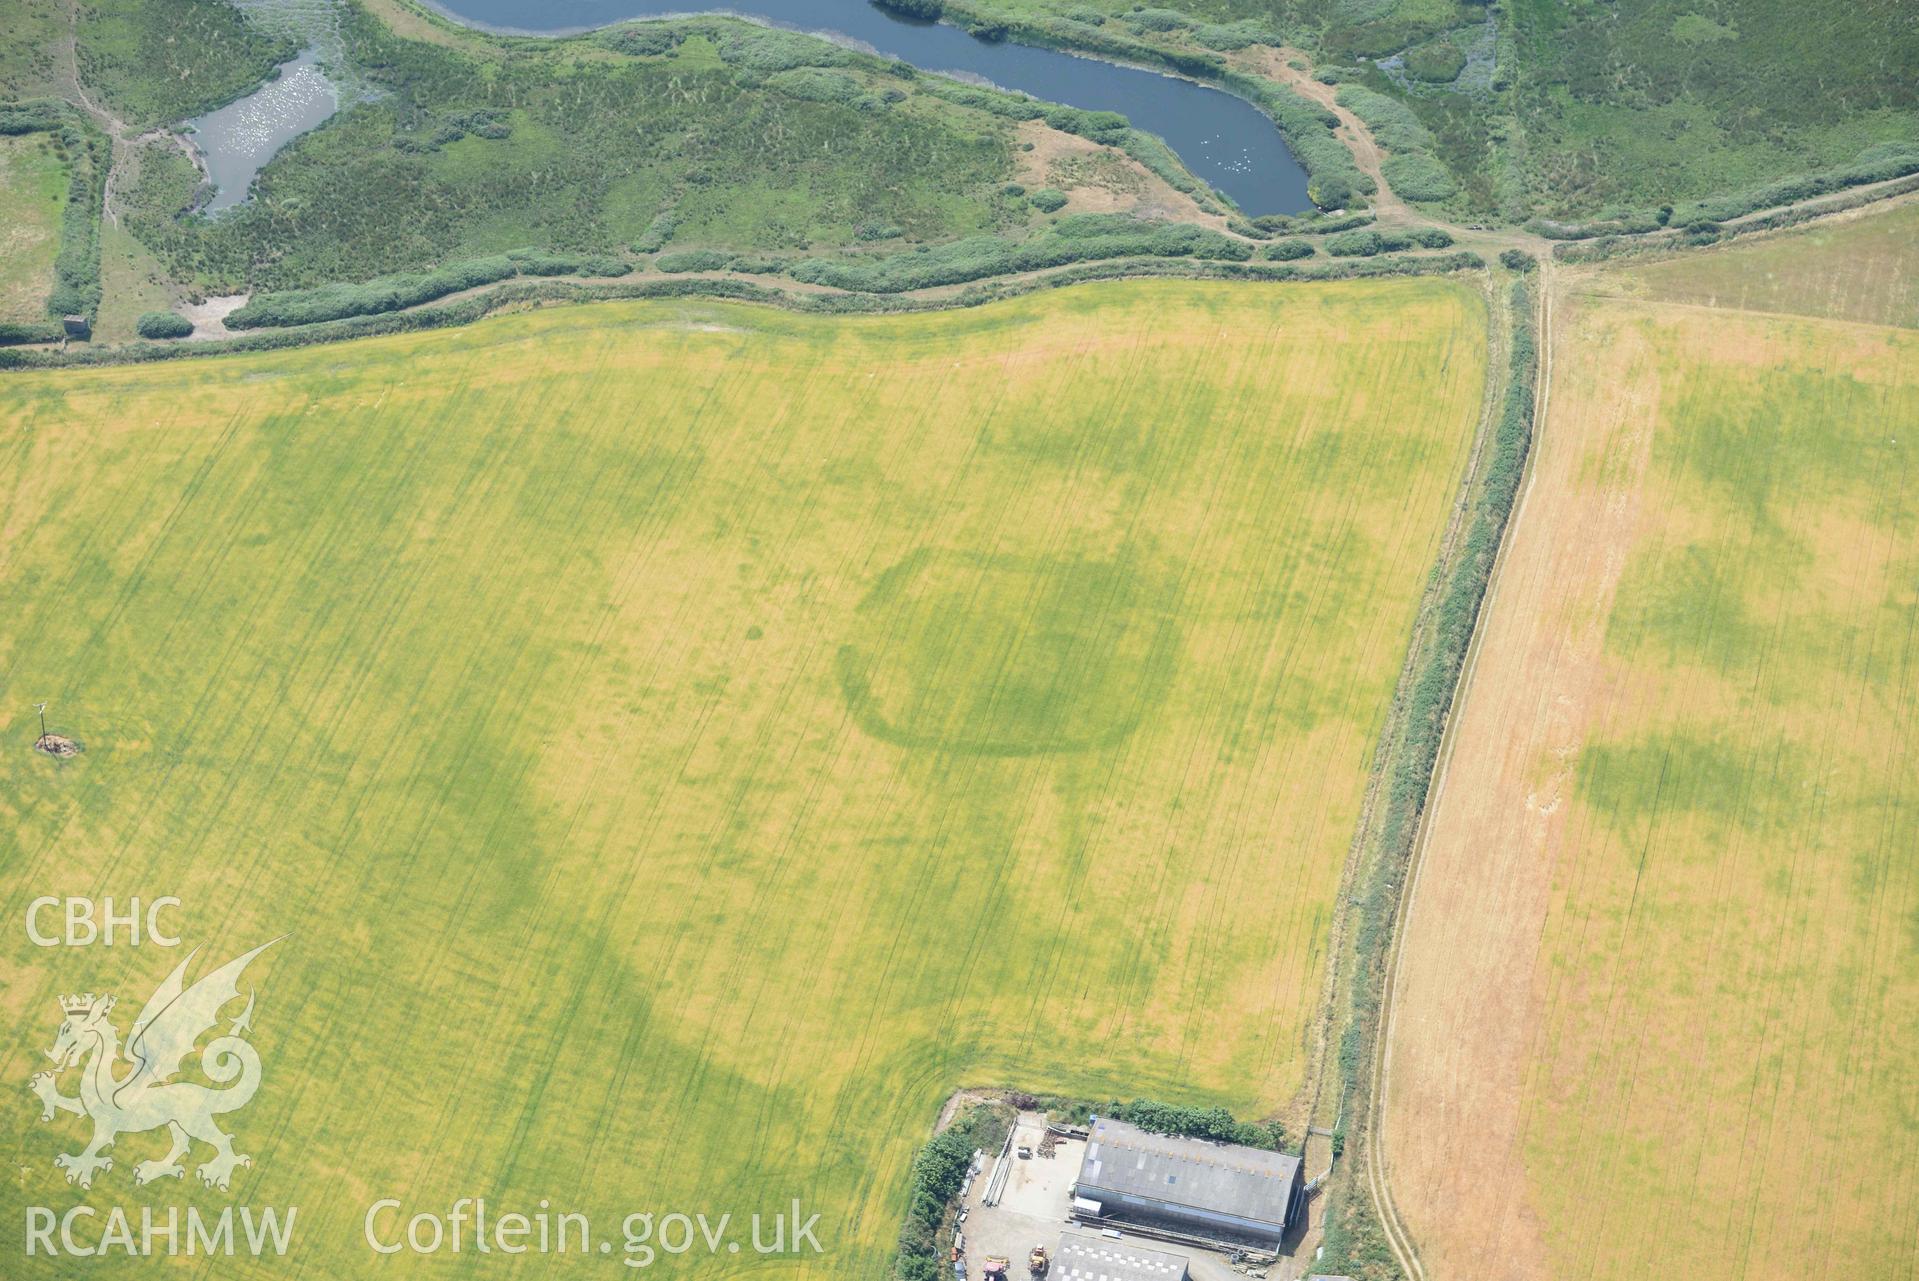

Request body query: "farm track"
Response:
[1280, 263, 1511, 1266]
[1358, 258, 1554, 1281]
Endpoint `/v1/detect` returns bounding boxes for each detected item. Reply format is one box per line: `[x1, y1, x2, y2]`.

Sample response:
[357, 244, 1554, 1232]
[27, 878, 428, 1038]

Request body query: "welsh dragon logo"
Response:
[27, 939, 281, 1192]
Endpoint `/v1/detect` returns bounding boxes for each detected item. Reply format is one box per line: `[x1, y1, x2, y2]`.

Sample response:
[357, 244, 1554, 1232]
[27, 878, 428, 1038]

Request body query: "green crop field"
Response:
[0, 133, 68, 322]
[1530, 297, 1919, 1280]
[1386, 215, 1919, 1281]
[0, 279, 1484, 1277]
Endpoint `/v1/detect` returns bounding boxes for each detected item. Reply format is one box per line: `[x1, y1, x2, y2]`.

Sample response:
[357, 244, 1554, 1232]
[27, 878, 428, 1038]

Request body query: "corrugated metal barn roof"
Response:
[1075, 1118, 1299, 1228]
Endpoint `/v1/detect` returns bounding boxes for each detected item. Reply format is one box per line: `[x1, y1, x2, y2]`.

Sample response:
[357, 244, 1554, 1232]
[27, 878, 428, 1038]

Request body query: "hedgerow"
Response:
[1534, 142, 1919, 243]
[225, 250, 632, 328]
[1555, 172, 1919, 265]
[1104, 1099, 1288, 1151]
[1525, 210, 1666, 241]
[2, 251, 1486, 373]
[1672, 141, 1919, 225]
[893, 1104, 1012, 1281]
[0, 320, 66, 346]
[1314, 279, 1537, 1279]
[786, 215, 1252, 292]
[49, 121, 109, 320]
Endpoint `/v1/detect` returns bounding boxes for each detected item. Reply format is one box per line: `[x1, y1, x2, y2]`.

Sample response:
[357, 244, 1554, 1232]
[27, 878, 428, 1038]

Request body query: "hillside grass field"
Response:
[0, 278, 1485, 1277]
[1385, 213, 1919, 1280]
[0, 133, 68, 322]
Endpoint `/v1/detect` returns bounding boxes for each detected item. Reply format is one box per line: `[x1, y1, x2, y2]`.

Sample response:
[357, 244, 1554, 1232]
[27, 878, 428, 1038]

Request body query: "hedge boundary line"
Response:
[226, 249, 634, 329]
[1313, 276, 1537, 1278]
[1553, 172, 1919, 266]
[1527, 142, 1919, 243]
[0, 251, 1484, 371]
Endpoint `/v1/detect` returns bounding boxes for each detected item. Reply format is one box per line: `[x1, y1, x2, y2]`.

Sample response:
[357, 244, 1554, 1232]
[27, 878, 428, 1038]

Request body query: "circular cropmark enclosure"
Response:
[837, 548, 1182, 757]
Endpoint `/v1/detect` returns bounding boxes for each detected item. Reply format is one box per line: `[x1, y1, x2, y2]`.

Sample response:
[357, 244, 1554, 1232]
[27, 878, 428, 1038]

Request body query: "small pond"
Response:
[186, 49, 339, 213]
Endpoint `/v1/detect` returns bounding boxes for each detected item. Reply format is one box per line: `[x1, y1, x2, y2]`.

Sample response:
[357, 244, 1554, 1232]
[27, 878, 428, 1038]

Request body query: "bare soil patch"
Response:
[1013, 121, 1222, 226]
[181, 293, 250, 340]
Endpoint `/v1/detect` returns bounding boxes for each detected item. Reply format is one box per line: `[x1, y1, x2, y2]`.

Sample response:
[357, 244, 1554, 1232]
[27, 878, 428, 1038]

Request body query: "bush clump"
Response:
[767, 67, 874, 108]
[598, 23, 685, 57]
[1324, 226, 1447, 257]
[1402, 34, 1467, 84]
[713, 24, 859, 76]
[1382, 154, 1459, 203]
[1125, 8, 1192, 32]
[508, 251, 632, 278]
[1325, 229, 1389, 257]
[1193, 20, 1272, 51]
[632, 210, 681, 255]
[1263, 237, 1315, 260]
[136, 311, 194, 339]
[727, 254, 793, 274]
[655, 249, 734, 273]
[1299, 212, 1374, 234]
[1029, 187, 1068, 213]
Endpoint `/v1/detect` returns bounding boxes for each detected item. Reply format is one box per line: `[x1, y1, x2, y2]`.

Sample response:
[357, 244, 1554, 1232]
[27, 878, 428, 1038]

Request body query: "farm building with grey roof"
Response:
[1071, 1117, 1304, 1249]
